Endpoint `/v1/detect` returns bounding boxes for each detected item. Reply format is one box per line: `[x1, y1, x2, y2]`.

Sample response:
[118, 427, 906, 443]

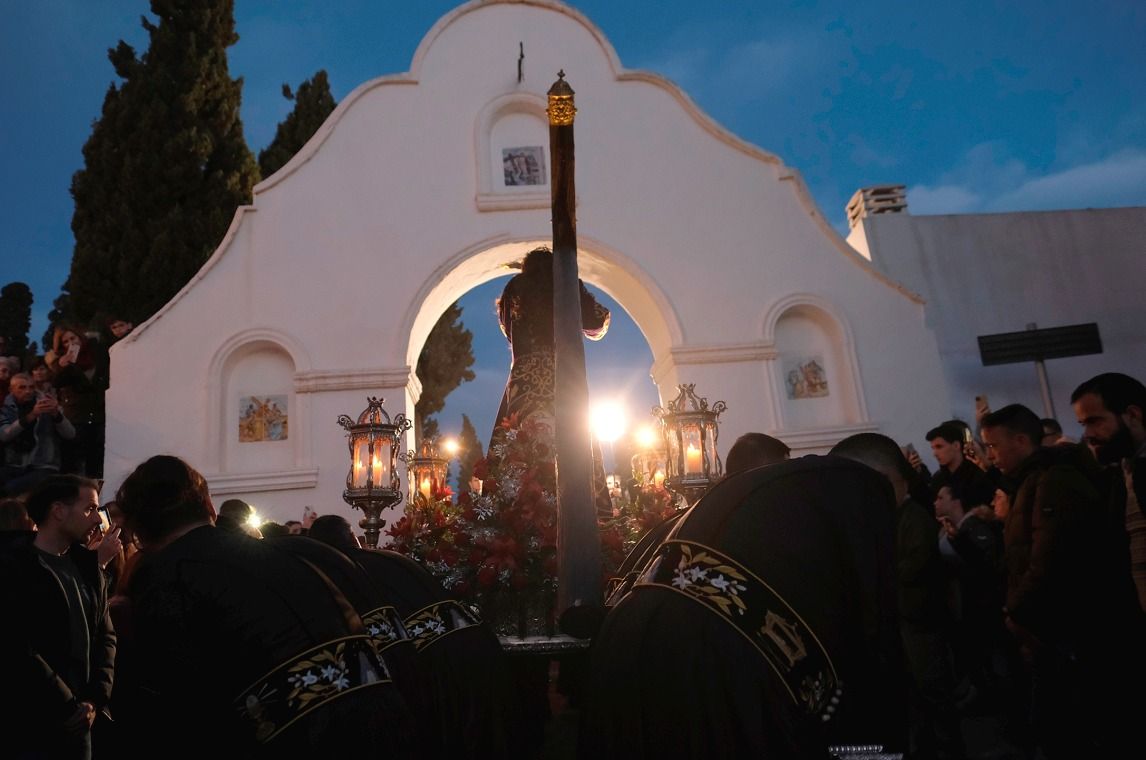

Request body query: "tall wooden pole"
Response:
[547, 71, 603, 619]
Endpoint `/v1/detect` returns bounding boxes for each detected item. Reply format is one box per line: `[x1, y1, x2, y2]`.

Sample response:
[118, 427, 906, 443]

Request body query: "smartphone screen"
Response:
[97, 506, 112, 535]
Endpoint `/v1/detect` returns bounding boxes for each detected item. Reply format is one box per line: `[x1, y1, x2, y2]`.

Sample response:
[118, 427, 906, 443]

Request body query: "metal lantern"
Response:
[402, 437, 449, 504]
[652, 384, 727, 503]
[337, 396, 411, 548]
[630, 428, 668, 492]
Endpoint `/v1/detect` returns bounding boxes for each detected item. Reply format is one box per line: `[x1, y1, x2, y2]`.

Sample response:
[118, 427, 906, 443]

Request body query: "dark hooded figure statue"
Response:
[581, 456, 908, 758]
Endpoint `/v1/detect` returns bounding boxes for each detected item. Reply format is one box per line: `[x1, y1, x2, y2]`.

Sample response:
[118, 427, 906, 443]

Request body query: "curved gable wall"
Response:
[105, 0, 948, 519]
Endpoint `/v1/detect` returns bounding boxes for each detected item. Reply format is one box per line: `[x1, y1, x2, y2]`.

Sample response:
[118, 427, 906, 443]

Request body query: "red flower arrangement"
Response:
[387, 414, 686, 633]
[387, 416, 561, 628]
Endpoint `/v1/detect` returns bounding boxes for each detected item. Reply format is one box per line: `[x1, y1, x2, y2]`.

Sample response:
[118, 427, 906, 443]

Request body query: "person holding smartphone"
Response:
[0, 374, 76, 495]
[46, 326, 109, 479]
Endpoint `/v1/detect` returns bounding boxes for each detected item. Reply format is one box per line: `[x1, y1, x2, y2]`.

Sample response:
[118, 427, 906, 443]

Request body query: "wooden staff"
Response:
[547, 71, 603, 621]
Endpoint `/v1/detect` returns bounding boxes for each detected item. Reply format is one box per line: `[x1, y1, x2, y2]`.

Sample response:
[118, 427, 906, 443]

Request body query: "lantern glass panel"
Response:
[370, 437, 391, 488]
[704, 423, 721, 478]
[663, 425, 682, 478]
[431, 459, 448, 492]
[682, 423, 704, 475]
[352, 438, 370, 489]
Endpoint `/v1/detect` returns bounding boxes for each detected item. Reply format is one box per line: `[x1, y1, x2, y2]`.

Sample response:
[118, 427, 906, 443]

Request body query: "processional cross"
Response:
[547, 71, 604, 628]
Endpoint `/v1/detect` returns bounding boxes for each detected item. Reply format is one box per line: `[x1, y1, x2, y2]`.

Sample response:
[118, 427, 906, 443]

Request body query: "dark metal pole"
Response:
[547, 71, 603, 617]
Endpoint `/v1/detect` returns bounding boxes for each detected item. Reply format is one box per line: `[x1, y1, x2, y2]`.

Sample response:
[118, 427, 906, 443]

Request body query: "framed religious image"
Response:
[502, 146, 546, 186]
[239, 395, 289, 442]
[783, 356, 829, 399]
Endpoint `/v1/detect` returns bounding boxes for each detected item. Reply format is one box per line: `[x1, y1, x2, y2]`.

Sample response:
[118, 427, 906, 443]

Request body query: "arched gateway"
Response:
[103, 0, 949, 522]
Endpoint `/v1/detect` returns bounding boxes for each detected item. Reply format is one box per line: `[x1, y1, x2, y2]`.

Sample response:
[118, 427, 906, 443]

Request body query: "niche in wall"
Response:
[773, 304, 861, 430]
[476, 93, 550, 210]
[222, 342, 296, 473]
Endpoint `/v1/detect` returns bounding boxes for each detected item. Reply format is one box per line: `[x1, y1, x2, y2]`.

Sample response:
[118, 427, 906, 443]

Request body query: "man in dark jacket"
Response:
[833, 433, 964, 760]
[0, 474, 115, 760]
[982, 403, 1143, 757]
[1071, 372, 1146, 611]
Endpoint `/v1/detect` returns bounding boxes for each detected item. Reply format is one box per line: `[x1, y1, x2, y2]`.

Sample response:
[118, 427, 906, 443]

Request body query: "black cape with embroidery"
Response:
[353, 547, 524, 758]
[121, 526, 416, 759]
[581, 456, 908, 758]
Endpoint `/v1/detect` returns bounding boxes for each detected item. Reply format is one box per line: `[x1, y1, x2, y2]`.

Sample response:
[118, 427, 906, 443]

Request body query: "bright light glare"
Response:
[591, 401, 628, 443]
[634, 425, 659, 449]
[441, 438, 460, 456]
[246, 509, 263, 528]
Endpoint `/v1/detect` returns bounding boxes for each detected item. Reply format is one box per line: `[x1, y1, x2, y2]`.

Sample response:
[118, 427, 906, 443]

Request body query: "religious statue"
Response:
[490, 247, 610, 449]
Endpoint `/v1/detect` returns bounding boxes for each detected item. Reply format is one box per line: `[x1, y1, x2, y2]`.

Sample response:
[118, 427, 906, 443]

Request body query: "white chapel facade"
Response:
[103, 0, 950, 521]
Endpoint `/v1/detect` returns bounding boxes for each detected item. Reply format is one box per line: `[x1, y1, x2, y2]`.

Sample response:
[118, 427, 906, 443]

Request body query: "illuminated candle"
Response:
[371, 454, 384, 487]
[685, 444, 702, 475]
[653, 469, 665, 489]
[420, 477, 432, 500]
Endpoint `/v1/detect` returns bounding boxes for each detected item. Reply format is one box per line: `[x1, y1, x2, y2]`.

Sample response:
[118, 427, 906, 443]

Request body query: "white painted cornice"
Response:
[295, 367, 414, 394]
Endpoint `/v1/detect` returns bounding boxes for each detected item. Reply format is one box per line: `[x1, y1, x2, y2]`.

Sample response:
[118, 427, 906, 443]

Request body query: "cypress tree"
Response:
[65, 0, 258, 328]
[455, 413, 483, 491]
[415, 302, 476, 435]
[258, 70, 337, 178]
[0, 282, 34, 358]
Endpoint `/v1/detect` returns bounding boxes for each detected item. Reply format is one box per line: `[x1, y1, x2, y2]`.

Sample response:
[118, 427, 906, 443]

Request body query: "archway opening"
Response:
[404, 238, 678, 483]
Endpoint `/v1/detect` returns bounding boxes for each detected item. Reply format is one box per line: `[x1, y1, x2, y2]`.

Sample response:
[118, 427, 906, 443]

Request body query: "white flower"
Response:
[320, 665, 339, 682]
[685, 566, 708, 583]
[410, 624, 424, 636]
[672, 568, 692, 589]
[429, 619, 446, 634]
[333, 675, 350, 691]
[301, 671, 318, 687]
[710, 574, 730, 591]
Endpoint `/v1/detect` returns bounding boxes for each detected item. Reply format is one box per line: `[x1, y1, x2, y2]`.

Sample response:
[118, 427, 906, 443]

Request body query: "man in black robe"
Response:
[308, 514, 521, 758]
[113, 456, 415, 759]
[582, 456, 907, 758]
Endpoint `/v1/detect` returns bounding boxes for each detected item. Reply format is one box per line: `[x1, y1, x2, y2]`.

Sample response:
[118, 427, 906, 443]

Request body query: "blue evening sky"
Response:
[2, 1, 1144, 448]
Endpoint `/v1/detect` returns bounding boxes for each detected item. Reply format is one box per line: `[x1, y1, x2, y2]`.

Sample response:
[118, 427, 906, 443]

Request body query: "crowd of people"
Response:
[0, 319, 134, 495]
[1, 369, 1144, 759]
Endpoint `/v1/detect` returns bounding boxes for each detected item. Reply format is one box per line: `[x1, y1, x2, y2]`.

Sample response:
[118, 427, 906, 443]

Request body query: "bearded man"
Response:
[1071, 372, 1146, 610]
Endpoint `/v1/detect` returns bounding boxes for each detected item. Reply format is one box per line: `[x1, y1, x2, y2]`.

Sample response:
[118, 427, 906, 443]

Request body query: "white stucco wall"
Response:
[104, 0, 950, 523]
[850, 206, 1146, 435]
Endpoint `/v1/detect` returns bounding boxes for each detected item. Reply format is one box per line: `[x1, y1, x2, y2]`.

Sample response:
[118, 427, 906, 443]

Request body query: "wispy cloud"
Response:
[909, 144, 1146, 214]
[637, 25, 827, 108]
[990, 150, 1146, 211]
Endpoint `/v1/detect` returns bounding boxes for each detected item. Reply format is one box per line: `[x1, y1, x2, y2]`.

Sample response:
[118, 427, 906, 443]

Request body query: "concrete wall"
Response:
[849, 206, 1146, 439]
[104, 0, 951, 524]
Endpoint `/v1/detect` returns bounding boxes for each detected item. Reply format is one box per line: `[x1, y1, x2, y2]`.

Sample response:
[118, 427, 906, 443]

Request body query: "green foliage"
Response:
[258, 70, 337, 178]
[415, 302, 475, 432]
[0, 282, 34, 357]
[454, 413, 483, 490]
[421, 416, 440, 443]
[64, 0, 258, 329]
[43, 293, 71, 350]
